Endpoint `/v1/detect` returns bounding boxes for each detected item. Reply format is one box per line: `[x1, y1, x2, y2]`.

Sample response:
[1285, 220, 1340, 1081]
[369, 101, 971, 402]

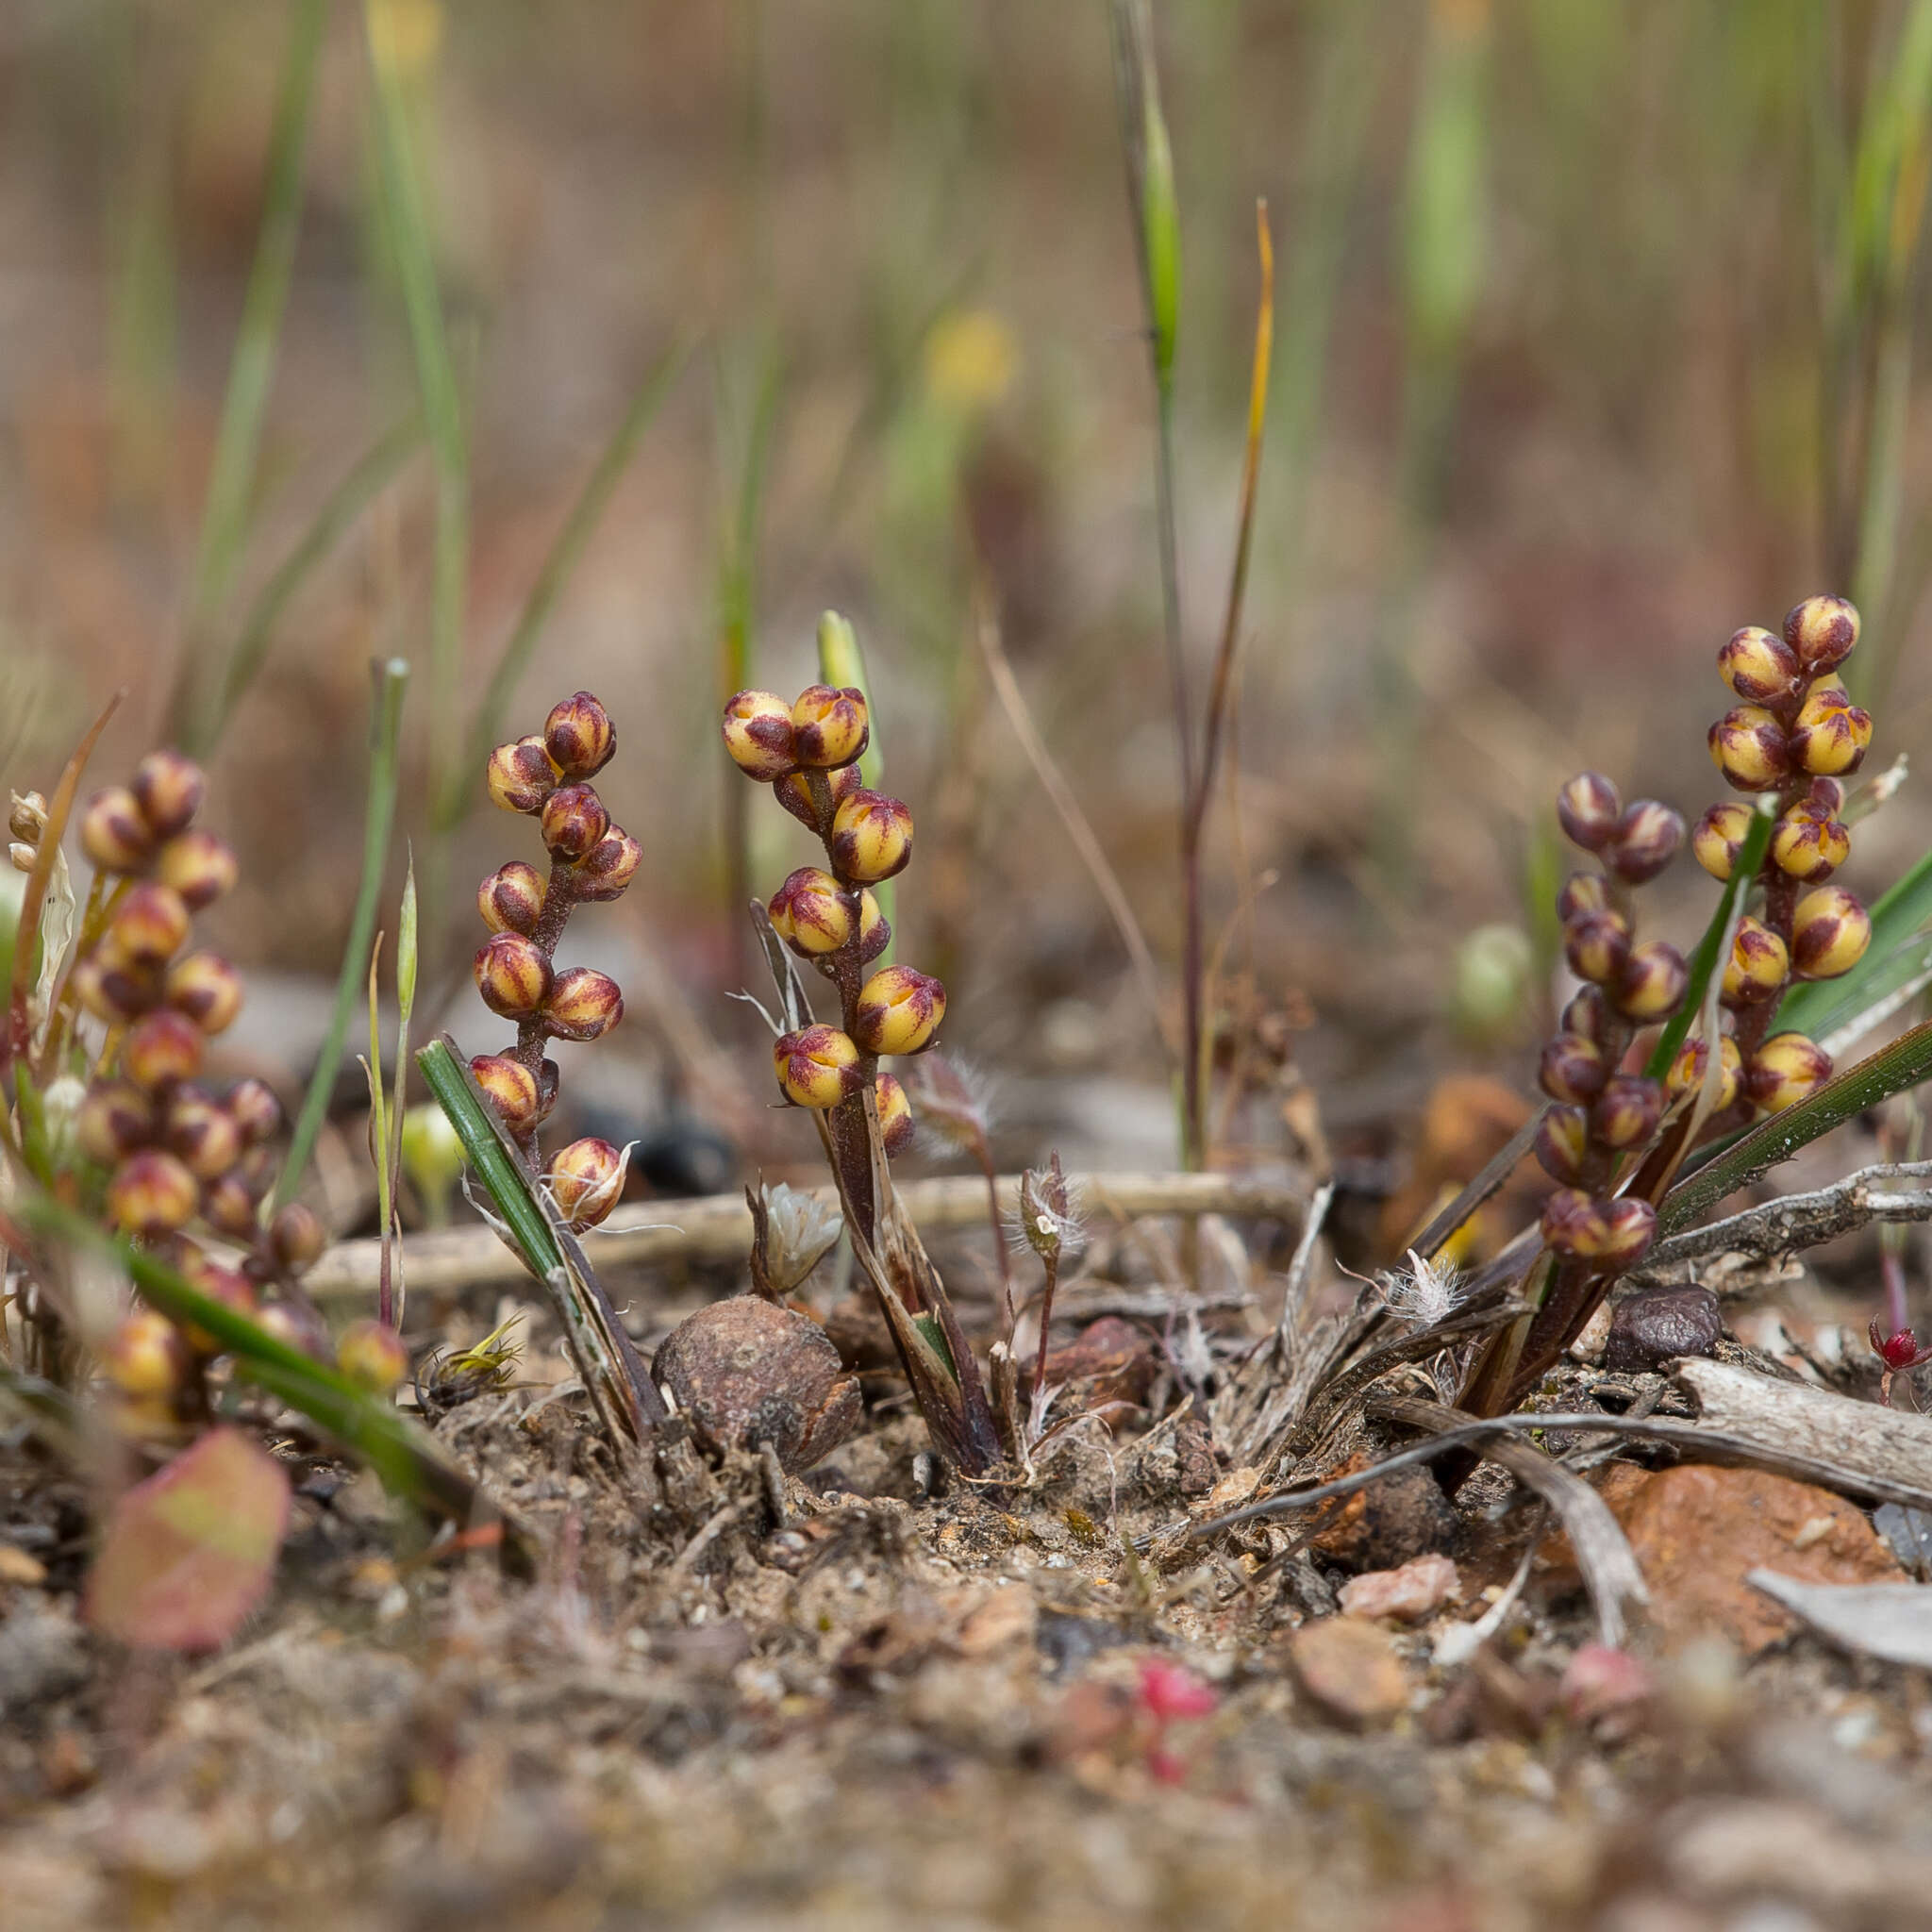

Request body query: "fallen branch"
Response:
[306, 1169, 1309, 1301]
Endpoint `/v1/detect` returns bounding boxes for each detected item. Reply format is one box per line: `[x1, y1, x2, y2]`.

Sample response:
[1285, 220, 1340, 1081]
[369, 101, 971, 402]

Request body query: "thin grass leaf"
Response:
[192, 413, 422, 756]
[1642, 799, 1776, 1080]
[276, 659, 408, 1208]
[440, 344, 686, 827]
[1774, 843, 1932, 1045]
[815, 609, 892, 954]
[383, 856, 418, 1327]
[1659, 1013, 1932, 1235]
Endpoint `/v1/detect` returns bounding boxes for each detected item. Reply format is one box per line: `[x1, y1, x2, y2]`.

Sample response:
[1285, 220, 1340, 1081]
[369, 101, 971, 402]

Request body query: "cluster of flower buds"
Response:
[722, 676, 944, 1152]
[472, 691, 632, 1226]
[1532, 775, 1690, 1271]
[1690, 595, 1873, 1111]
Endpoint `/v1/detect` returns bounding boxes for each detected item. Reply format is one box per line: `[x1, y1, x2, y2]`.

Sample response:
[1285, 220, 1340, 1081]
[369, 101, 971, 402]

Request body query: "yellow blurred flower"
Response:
[367, 0, 444, 78]
[923, 309, 1018, 415]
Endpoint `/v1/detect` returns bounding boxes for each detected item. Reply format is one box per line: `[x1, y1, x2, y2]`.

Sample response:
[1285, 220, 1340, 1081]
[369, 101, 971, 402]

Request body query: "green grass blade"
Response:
[276, 659, 409, 1208]
[1772, 842, 1932, 1045]
[816, 609, 891, 954]
[439, 343, 686, 827]
[1642, 801, 1776, 1080]
[1659, 1013, 1932, 1234]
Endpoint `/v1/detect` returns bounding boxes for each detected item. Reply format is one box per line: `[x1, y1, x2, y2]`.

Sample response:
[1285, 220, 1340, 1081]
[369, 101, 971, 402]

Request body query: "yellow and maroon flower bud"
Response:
[73, 957, 156, 1025]
[574, 827, 641, 902]
[874, 1072, 915, 1156]
[101, 882, 191, 972]
[1770, 803, 1849, 883]
[1557, 873, 1610, 923]
[542, 965, 624, 1041]
[477, 859, 546, 935]
[164, 1086, 242, 1181]
[155, 828, 238, 910]
[107, 1149, 199, 1237]
[101, 1307, 191, 1397]
[1707, 705, 1790, 791]
[1783, 593, 1860, 675]
[474, 932, 553, 1018]
[1534, 1105, 1589, 1183]
[1787, 684, 1872, 777]
[774, 760, 860, 832]
[130, 750, 206, 840]
[1745, 1031, 1834, 1113]
[774, 1024, 863, 1108]
[163, 951, 243, 1034]
[1606, 801, 1684, 885]
[269, 1202, 327, 1274]
[829, 790, 914, 883]
[1720, 916, 1790, 1007]
[536, 1058, 561, 1122]
[201, 1172, 260, 1239]
[470, 1053, 541, 1129]
[538, 781, 609, 860]
[1560, 984, 1609, 1044]
[1591, 1074, 1664, 1151]
[721, 689, 796, 780]
[1690, 802, 1754, 881]
[1564, 910, 1631, 987]
[1667, 1035, 1743, 1111]
[768, 866, 858, 958]
[1557, 773, 1622, 852]
[1791, 885, 1871, 979]
[1806, 775, 1846, 816]
[858, 889, 891, 965]
[122, 1009, 203, 1091]
[77, 1080, 156, 1165]
[485, 735, 562, 814]
[225, 1077, 281, 1145]
[1583, 1196, 1657, 1268]
[336, 1318, 408, 1394]
[854, 965, 947, 1057]
[546, 1136, 629, 1228]
[791, 684, 869, 770]
[1540, 1031, 1608, 1105]
[1613, 941, 1689, 1022]
[175, 1250, 258, 1355]
[1541, 1187, 1603, 1255]
[542, 691, 617, 779]
[79, 786, 153, 872]
[1718, 625, 1803, 706]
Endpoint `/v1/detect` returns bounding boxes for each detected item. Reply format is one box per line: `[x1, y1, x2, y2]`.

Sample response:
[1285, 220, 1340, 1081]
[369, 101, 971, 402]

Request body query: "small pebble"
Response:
[1603, 1284, 1722, 1372]
[1337, 1553, 1460, 1624]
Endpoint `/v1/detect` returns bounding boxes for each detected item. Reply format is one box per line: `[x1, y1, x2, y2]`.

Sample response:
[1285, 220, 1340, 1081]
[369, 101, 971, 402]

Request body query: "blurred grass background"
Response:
[5, 0, 1932, 1171]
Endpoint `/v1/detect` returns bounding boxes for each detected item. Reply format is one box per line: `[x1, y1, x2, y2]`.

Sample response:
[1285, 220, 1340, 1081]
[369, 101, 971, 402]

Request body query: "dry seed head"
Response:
[107, 1149, 199, 1237]
[485, 735, 562, 814]
[1720, 916, 1790, 1007]
[8, 841, 33, 874]
[471, 1052, 540, 1128]
[1015, 1155, 1082, 1263]
[1788, 685, 1872, 778]
[1718, 625, 1802, 706]
[155, 828, 238, 910]
[101, 883, 191, 972]
[79, 786, 153, 873]
[1791, 886, 1872, 979]
[1667, 1035, 1744, 1111]
[1770, 803, 1849, 883]
[758, 1181, 844, 1293]
[828, 790, 914, 883]
[542, 965, 624, 1041]
[768, 866, 858, 958]
[164, 952, 243, 1034]
[1377, 1249, 1466, 1326]
[1540, 1031, 1608, 1105]
[1563, 910, 1631, 987]
[546, 1136, 629, 1228]
[1613, 941, 1689, 1022]
[908, 1052, 996, 1161]
[542, 691, 617, 779]
[1745, 1032, 1833, 1114]
[538, 781, 609, 861]
[477, 859, 546, 935]
[1691, 802, 1754, 881]
[474, 932, 553, 1018]
[721, 689, 797, 781]
[1534, 1106, 1589, 1183]
[574, 827, 641, 902]
[1606, 801, 1684, 885]
[8, 791, 47, 844]
[1557, 773, 1622, 852]
[1783, 594, 1860, 675]
[773, 1024, 863, 1108]
[122, 1009, 204, 1091]
[874, 1072, 915, 1156]
[129, 750, 206, 840]
[853, 964, 947, 1056]
[1591, 1074, 1664, 1151]
[337, 1318, 408, 1394]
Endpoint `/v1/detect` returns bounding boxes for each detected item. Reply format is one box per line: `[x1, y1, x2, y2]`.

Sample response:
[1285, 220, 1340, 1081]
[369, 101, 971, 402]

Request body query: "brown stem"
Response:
[1028, 1250, 1060, 1414]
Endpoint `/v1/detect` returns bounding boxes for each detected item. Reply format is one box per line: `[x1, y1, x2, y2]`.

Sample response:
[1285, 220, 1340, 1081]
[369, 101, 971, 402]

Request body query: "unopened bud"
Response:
[538, 781, 609, 860]
[1807, 775, 1846, 816]
[470, 1053, 541, 1129]
[99, 883, 191, 973]
[1718, 625, 1802, 706]
[1720, 916, 1790, 1007]
[101, 1307, 190, 1397]
[1560, 985, 1609, 1044]
[336, 1318, 408, 1394]
[257, 1300, 329, 1361]
[768, 867, 858, 958]
[474, 932, 553, 1019]
[73, 957, 155, 1024]
[721, 689, 796, 780]
[1557, 873, 1610, 923]
[774, 760, 860, 832]
[175, 1251, 258, 1355]
[225, 1077, 281, 1145]
[574, 827, 641, 902]
[129, 750, 206, 840]
[163, 1086, 242, 1181]
[790, 684, 869, 770]
[1708, 706, 1790, 791]
[8, 842, 34, 874]
[1535, 1105, 1589, 1182]
[536, 1058, 561, 1121]
[155, 828, 238, 909]
[77, 1080, 156, 1164]
[1770, 803, 1849, 882]
[1564, 910, 1631, 986]
[1667, 1035, 1743, 1112]
[163, 951, 243, 1034]
[546, 1136, 629, 1228]
[773, 1024, 863, 1108]
[201, 1172, 261, 1238]
[1691, 802, 1755, 881]
[1745, 1032, 1833, 1113]
[1591, 1074, 1664, 1151]
[485, 735, 561, 814]
[107, 1149, 199, 1237]
[1791, 886, 1871, 979]
[1541, 1187, 1601, 1254]
[8, 791, 47, 844]
[477, 859, 546, 935]
[1540, 1032, 1608, 1105]
[854, 965, 947, 1056]
[542, 965, 624, 1041]
[269, 1202, 327, 1274]
[829, 790, 914, 883]
[121, 1009, 204, 1091]
[1614, 941, 1689, 1022]
[1606, 801, 1684, 884]
[1557, 773, 1623, 852]
[542, 691, 617, 779]
[1788, 684, 1872, 777]
[874, 1072, 915, 1156]
[400, 1103, 465, 1209]
[1583, 1196, 1657, 1268]
[1783, 593, 1859, 674]
[858, 889, 891, 964]
[79, 787, 153, 872]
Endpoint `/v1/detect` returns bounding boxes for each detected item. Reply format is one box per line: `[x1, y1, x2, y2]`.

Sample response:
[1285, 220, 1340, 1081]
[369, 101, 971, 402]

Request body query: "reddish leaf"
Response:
[85, 1427, 291, 1651]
